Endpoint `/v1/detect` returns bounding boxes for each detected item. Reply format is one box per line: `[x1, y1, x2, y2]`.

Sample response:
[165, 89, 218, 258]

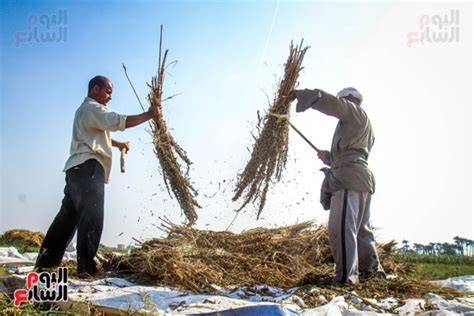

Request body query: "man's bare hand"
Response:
[148, 104, 162, 118]
[114, 141, 130, 153]
[317, 150, 331, 166]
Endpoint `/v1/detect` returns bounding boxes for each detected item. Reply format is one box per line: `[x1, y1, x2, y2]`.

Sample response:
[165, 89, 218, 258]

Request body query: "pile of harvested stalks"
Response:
[0, 229, 45, 249]
[125, 25, 200, 226]
[232, 40, 309, 219]
[103, 220, 415, 295]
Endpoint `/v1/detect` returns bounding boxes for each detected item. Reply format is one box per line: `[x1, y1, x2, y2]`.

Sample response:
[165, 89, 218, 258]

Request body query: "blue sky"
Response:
[1, 1, 472, 247]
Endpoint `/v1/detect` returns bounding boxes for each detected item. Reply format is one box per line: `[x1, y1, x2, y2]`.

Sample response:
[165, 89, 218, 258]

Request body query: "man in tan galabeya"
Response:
[290, 87, 386, 285]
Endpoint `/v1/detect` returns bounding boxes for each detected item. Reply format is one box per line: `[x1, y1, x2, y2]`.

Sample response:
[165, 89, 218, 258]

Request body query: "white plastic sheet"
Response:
[1, 248, 473, 315]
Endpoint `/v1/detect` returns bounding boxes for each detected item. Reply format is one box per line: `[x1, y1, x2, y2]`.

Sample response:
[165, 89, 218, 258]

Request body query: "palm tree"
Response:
[413, 243, 423, 254]
[432, 243, 442, 255]
[426, 243, 435, 255]
[454, 236, 463, 255]
[402, 240, 410, 253]
[454, 236, 469, 255]
[440, 243, 456, 255]
[467, 239, 474, 256]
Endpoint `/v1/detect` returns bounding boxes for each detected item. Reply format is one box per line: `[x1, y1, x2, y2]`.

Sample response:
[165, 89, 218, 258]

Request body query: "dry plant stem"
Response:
[122, 64, 154, 133]
[122, 64, 146, 113]
[232, 40, 309, 219]
[225, 211, 240, 231]
[340, 289, 386, 313]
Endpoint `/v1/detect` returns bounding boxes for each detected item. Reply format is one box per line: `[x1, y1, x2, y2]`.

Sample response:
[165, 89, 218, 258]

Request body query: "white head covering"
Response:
[336, 87, 363, 103]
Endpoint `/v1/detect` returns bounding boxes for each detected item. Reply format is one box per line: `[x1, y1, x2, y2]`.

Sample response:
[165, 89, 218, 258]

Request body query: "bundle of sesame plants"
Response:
[124, 25, 200, 226]
[149, 27, 200, 226]
[232, 40, 309, 219]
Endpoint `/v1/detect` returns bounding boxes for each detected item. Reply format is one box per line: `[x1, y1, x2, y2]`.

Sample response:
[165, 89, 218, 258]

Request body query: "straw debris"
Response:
[104, 220, 325, 292]
[232, 40, 309, 218]
[0, 229, 44, 249]
[102, 220, 457, 304]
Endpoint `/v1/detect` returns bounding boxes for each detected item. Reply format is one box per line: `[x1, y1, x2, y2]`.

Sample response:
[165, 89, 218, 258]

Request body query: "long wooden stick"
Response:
[120, 148, 126, 173]
[288, 122, 321, 153]
[268, 112, 321, 153]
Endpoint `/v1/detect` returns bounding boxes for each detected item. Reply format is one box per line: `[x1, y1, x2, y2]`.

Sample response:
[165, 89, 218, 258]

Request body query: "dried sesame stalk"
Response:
[233, 40, 309, 219]
[147, 25, 200, 226]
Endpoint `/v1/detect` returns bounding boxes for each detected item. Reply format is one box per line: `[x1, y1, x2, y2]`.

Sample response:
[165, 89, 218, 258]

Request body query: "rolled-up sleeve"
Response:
[86, 104, 127, 132]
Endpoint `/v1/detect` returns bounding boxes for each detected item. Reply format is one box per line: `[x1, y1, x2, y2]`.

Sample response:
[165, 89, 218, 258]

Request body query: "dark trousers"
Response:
[35, 159, 105, 275]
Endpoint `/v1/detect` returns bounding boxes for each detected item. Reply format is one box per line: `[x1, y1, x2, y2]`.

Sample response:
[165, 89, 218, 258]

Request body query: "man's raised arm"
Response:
[125, 104, 161, 129]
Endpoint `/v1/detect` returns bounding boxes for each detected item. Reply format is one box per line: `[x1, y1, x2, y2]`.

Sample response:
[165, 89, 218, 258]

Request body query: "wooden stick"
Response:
[268, 112, 321, 153]
[120, 148, 126, 173]
[288, 121, 321, 153]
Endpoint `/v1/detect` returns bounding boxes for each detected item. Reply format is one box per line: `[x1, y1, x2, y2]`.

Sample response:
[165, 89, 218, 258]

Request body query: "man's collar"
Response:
[84, 96, 105, 106]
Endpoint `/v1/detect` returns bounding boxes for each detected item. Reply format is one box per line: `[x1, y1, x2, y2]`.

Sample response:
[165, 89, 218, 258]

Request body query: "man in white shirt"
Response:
[35, 76, 160, 278]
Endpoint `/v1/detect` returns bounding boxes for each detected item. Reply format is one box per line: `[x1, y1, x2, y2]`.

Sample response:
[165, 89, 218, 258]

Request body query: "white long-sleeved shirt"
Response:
[63, 97, 127, 183]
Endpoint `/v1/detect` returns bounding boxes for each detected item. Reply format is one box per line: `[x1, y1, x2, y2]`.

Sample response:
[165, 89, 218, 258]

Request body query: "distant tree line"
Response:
[400, 236, 474, 256]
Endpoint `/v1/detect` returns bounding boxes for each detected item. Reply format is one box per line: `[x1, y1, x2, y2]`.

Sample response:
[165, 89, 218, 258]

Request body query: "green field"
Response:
[414, 263, 474, 280]
[0, 241, 39, 254]
[396, 253, 474, 280]
[397, 253, 474, 265]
